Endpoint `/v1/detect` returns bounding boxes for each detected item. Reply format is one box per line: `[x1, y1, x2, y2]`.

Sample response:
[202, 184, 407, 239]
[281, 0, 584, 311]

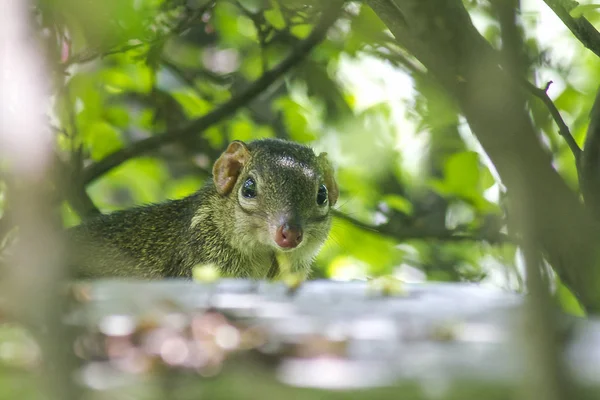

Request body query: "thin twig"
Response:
[82, 1, 345, 184]
[524, 79, 582, 161]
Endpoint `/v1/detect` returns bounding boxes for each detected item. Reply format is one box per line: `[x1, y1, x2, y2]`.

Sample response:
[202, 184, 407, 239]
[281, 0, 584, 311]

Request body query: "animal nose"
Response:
[275, 223, 303, 249]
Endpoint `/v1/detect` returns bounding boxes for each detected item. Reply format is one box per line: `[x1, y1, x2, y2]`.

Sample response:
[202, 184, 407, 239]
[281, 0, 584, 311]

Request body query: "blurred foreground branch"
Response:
[0, 1, 78, 399]
[81, 0, 345, 185]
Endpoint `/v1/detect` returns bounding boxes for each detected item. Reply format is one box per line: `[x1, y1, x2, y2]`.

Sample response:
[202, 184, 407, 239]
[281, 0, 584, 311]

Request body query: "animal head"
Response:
[212, 138, 338, 256]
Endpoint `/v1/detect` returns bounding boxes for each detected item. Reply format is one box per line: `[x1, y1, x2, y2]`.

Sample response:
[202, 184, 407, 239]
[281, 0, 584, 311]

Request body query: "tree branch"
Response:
[81, 1, 344, 185]
[542, 0, 600, 59]
[332, 210, 510, 244]
[53, 156, 101, 219]
[523, 79, 581, 162]
[367, 0, 600, 312]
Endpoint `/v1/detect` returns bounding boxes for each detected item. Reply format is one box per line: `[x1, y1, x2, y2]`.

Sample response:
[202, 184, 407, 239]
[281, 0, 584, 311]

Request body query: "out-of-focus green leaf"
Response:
[570, 4, 600, 18]
[104, 106, 130, 128]
[264, 4, 286, 30]
[237, 0, 268, 14]
[63, 73, 104, 133]
[382, 194, 414, 215]
[61, 202, 82, 228]
[213, 2, 255, 46]
[205, 126, 227, 149]
[326, 256, 369, 281]
[230, 119, 255, 142]
[290, 24, 312, 39]
[556, 279, 585, 316]
[273, 97, 317, 143]
[346, 4, 387, 55]
[89, 158, 169, 210]
[445, 151, 479, 194]
[321, 218, 401, 276]
[138, 108, 159, 131]
[45, 0, 158, 51]
[237, 15, 259, 41]
[101, 65, 154, 94]
[166, 176, 205, 199]
[85, 121, 123, 161]
[296, 61, 353, 121]
[479, 165, 496, 190]
[172, 90, 212, 118]
[241, 53, 264, 80]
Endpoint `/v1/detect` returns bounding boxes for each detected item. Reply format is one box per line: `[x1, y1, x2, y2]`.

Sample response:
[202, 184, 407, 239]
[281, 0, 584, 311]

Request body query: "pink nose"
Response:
[275, 223, 303, 249]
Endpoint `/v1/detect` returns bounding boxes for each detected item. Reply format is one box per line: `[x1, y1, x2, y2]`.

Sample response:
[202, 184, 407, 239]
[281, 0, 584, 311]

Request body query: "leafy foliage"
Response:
[3, 0, 600, 312]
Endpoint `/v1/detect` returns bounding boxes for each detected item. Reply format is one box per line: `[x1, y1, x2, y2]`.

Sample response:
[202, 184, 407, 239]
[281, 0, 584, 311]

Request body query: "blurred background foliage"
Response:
[1, 0, 599, 313]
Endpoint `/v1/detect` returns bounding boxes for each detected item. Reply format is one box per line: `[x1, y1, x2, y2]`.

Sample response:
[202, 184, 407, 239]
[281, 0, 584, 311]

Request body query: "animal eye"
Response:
[317, 184, 328, 206]
[241, 177, 257, 198]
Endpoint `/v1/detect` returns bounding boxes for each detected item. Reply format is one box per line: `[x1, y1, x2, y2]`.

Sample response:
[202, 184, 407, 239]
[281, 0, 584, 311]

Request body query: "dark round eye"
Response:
[317, 184, 328, 206]
[241, 177, 257, 198]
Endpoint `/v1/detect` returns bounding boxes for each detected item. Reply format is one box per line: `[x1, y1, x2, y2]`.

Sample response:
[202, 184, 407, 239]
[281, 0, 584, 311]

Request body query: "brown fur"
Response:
[67, 138, 337, 279]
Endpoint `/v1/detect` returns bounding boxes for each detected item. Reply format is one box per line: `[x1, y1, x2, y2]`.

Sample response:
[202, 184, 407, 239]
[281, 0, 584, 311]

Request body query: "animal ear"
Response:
[317, 152, 338, 206]
[213, 140, 251, 195]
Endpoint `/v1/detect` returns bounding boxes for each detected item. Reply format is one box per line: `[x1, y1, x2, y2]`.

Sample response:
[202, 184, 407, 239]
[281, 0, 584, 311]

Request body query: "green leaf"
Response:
[205, 126, 226, 149]
[85, 121, 123, 161]
[556, 279, 585, 317]
[346, 4, 387, 54]
[100, 65, 153, 94]
[570, 4, 600, 18]
[230, 119, 255, 142]
[172, 90, 212, 118]
[61, 202, 81, 228]
[479, 164, 496, 190]
[325, 218, 400, 276]
[382, 194, 414, 215]
[91, 158, 169, 208]
[104, 106, 130, 128]
[237, 15, 259, 41]
[444, 151, 480, 197]
[264, 7, 286, 30]
[166, 176, 205, 199]
[236, 0, 267, 13]
[290, 24, 312, 39]
[241, 53, 263, 80]
[213, 2, 251, 46]
[63, 73, 103, 132]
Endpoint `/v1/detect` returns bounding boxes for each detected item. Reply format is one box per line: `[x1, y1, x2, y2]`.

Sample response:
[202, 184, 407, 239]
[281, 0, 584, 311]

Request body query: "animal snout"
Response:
[275, 222, 303, 249]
